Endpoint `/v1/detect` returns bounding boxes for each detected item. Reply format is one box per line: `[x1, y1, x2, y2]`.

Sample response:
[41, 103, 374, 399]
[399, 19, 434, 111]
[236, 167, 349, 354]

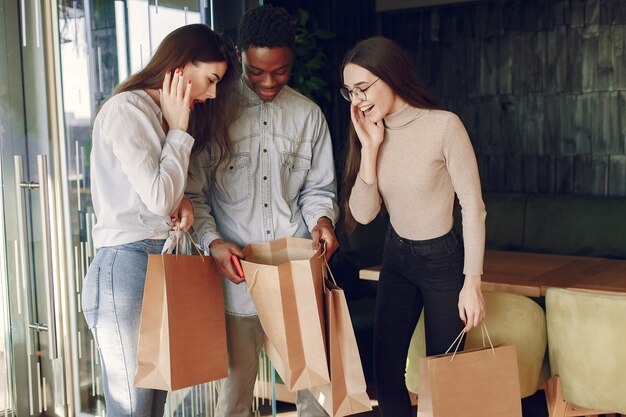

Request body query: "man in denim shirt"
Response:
[186, 5, 338, 417]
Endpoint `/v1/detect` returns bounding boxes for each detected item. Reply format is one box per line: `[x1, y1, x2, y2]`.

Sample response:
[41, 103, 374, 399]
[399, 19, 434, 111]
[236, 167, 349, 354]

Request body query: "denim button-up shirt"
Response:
[186, 80, 338, 316]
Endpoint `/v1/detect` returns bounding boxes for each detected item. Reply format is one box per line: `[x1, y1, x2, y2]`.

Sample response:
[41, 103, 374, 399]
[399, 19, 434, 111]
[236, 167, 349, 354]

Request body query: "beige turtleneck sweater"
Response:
[349, 104, 486, 276]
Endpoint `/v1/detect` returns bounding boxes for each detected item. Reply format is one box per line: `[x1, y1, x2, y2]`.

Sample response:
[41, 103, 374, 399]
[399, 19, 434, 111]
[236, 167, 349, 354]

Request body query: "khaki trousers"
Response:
[215, 314, 329, 417]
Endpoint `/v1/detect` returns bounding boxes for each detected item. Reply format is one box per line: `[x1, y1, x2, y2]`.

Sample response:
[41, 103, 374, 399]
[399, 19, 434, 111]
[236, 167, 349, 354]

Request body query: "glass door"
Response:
[1, 0, 72, 415]
[1, 1, 260, 416]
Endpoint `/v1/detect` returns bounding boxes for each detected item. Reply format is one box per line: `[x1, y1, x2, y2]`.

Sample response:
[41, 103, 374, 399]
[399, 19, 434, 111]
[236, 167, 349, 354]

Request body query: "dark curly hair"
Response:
[238, 5, 295, 50]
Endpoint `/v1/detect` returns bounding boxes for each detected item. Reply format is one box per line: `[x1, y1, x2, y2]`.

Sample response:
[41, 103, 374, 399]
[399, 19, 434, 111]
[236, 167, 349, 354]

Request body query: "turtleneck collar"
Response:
[384, 103, 424, 129]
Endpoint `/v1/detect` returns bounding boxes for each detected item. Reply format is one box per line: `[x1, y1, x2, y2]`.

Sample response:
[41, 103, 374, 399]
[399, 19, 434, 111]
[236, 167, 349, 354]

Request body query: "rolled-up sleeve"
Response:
[185, 149, 222, 251]
[298, 111, 339, 230]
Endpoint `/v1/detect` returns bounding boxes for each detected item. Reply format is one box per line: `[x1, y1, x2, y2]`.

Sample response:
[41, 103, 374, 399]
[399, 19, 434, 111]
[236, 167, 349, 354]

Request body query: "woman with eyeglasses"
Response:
[340, 36, 486, 417]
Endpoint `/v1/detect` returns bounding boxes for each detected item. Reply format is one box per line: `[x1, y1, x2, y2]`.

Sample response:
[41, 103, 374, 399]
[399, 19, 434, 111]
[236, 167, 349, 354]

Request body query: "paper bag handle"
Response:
[319, 243, 338, 289]
[444, 323, 495, 362]
[171, 227, 206, 261]
[185, 231, 206, 261]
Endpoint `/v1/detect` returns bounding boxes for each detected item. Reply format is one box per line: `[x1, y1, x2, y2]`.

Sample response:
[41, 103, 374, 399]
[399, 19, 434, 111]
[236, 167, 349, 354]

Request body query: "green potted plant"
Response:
[290, 8, 335, 104]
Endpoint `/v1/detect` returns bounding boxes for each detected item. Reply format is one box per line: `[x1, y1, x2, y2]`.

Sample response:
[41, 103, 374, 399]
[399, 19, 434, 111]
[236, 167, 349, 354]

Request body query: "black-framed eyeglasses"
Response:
[339, 78, 380, 102]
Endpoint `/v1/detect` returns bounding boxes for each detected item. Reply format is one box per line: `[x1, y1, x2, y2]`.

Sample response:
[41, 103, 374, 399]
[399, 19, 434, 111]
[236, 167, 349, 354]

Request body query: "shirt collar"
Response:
[132, 89, 162, 120]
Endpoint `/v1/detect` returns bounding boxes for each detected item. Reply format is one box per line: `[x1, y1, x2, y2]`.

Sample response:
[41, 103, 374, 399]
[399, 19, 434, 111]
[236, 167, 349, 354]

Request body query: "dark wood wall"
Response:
[379, 0, 626, 196]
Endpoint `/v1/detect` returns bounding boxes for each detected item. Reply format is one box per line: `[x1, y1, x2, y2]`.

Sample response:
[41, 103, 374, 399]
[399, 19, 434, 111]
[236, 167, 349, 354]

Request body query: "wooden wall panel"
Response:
[613, 25, 626, 88]
[608, 155, 626, 195]
[573, 155, 593, 193]
[538, 155, 557, 193]
[378, 0, 626, 197]
[565, 29, 583, 93]
[582, 26, 598, 92]
[497, 34, 513, 94]
[597, 26, 614, 90]
[556, 156, 575, 193]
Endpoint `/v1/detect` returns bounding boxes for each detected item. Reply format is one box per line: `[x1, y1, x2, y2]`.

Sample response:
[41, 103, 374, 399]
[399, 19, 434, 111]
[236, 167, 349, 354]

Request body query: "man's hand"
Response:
[311, 216, 339, 261]
[209, 239, 246, 284]
[171, 197, 194, 231]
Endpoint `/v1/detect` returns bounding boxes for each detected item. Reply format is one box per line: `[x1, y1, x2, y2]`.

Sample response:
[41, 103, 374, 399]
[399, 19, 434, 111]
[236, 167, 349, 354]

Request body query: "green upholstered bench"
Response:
[523, 194, 626, 258]
[450, 192, 626, 258]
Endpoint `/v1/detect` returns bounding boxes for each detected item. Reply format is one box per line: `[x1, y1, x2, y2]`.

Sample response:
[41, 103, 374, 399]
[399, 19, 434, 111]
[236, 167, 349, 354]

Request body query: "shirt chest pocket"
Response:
[281, 152, 311, 202]
[214, 153, 252, 205]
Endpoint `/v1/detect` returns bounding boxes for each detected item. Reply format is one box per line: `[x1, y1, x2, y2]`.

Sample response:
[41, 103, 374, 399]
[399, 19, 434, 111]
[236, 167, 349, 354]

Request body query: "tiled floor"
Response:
[260, 390, 549, 416]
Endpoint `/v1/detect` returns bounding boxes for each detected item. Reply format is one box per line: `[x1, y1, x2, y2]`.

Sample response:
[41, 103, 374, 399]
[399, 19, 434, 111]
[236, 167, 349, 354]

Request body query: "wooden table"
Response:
[359, 250, 626, 296]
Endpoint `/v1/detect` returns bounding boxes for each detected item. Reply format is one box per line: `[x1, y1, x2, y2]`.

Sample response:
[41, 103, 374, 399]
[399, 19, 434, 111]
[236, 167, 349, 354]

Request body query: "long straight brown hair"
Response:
[340, 36, 442, 232]
[112, 24, 241, 165]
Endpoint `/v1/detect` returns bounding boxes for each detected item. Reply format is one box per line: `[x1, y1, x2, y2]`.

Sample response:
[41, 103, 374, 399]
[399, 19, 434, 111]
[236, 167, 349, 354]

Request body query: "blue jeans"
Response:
[374, 227, 466, 417]
[82, 239, 167, 417]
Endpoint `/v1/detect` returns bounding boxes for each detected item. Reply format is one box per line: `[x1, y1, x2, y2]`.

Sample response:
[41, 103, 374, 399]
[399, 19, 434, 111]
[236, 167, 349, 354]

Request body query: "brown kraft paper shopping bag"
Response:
[241, 237, 329, 391]
[310, 268, 372, 417]
[417, 330, 522, 417]
[134, 250, 228, 391]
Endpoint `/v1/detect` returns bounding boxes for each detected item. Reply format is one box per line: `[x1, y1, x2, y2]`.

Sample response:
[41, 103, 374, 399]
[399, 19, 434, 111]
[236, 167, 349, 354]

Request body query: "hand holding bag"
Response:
[134, 230, 228, 391]
[417, 325, 523, 417]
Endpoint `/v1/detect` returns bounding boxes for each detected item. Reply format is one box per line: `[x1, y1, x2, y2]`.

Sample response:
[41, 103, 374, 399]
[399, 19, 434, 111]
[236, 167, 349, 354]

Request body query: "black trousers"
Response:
[374, 226, 466, 417]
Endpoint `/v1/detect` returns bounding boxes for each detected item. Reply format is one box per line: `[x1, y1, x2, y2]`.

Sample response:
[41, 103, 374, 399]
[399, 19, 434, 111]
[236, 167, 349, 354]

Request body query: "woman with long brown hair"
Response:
[82, 24, 239, 416]
[340, 36, 486, 417]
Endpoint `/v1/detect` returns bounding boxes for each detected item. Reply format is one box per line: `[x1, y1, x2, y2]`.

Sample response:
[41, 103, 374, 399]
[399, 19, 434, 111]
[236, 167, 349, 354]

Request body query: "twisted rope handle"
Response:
[318, 241, 338, 291]
[170, 226, 206, 261]
[444, 322, 495, 362]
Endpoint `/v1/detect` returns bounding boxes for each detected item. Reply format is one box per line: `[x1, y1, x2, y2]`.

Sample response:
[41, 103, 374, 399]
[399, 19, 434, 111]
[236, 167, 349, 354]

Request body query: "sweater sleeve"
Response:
[348, 176, 383, 225]
[442, 114, 486, 276]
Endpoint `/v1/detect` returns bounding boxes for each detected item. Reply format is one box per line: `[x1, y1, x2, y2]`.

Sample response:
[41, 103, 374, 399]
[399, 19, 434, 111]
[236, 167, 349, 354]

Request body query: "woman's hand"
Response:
[160, 68, 193, 132]
[351, 104, 385, 184]
[209, 239, 246, 284]
[458, 275, 486, 330]
[170, 197, 194, 232]
[350, 104, 385, 150]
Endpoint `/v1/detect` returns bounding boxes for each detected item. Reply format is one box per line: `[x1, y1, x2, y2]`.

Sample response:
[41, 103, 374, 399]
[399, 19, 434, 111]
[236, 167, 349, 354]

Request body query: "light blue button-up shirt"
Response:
[186, 80, 338, 316]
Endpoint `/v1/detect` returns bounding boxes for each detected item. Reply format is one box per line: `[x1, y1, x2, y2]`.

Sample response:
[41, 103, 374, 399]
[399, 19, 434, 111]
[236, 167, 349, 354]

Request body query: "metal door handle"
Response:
[36, 155, 59, 360]
[34, 0, 41, 48]
[75, 141, 82, 211]
[20, 0, 27, 46]
[14, 155, 36, 412]
[14, 155, 59, 360]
